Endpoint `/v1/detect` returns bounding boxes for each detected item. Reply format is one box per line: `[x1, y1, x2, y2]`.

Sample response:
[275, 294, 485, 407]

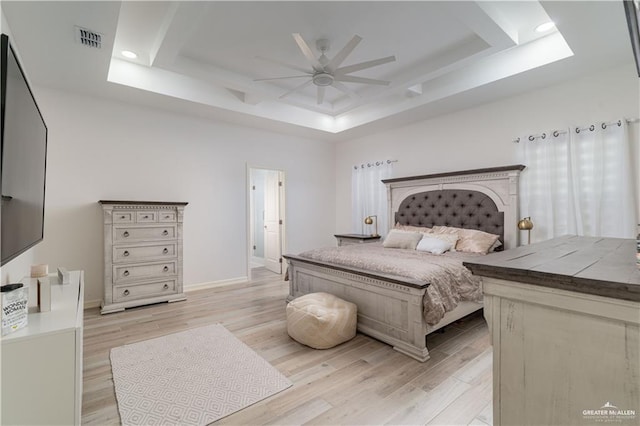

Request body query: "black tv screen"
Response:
[624, 0, 640, 77]
[1, 34, 47, 266]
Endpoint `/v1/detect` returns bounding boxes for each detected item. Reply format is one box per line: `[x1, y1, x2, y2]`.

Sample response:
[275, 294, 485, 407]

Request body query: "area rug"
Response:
[110, 324, 292, 425]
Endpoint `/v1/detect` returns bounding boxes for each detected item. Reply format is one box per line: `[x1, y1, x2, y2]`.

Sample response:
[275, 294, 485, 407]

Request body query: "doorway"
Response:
[248, 167, 285, 279]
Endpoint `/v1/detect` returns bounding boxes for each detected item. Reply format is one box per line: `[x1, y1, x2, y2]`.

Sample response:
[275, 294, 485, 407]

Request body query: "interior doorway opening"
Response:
[248, 167, 285, 280]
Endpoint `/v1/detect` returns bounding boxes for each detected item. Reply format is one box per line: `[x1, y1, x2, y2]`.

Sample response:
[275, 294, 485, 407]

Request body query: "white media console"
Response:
[1, 270, 84, 425]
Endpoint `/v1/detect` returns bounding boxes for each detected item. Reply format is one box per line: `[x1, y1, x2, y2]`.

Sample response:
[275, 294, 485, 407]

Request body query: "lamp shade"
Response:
[518, 217, 534, 230]
[364, 216, 373, 225]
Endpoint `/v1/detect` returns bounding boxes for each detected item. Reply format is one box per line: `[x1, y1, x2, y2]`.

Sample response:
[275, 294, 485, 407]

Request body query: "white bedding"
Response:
[298, 243, 484, 325]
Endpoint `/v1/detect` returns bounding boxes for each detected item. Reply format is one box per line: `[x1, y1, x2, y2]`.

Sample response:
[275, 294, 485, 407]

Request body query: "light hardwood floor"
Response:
[82, 268, 493, 425]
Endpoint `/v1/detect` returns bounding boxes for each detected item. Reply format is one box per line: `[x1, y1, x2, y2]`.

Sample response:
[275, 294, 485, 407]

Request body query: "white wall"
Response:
[335, 64, 640, 233]
[16, 88, 335, 305]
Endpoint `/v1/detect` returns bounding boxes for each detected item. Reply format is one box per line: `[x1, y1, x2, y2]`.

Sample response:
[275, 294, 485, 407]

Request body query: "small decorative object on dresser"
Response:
[99, 201, 188, 314]
[1, 283, 28, 336]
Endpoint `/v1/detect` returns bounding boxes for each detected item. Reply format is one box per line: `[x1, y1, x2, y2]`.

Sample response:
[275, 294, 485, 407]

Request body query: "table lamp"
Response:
[518, 217, 534, 244]
[364, 215, 378, 237]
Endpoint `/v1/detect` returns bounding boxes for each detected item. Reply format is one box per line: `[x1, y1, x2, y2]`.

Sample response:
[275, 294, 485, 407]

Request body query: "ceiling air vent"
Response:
[75, 26, 102, 49]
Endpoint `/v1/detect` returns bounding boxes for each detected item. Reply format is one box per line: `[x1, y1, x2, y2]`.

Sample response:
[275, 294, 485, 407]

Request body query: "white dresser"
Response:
[1, 271, 84, 425]
[99, 200, 188, 314]
[464, 236, 640, 426]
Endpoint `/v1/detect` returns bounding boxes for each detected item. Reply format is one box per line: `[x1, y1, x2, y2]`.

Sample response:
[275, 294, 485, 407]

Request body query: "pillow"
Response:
[489, 239, 503, 252]
[427, 233, 458, 250]
[393, 223, 433, 234]
[382, 230, 423, 249]
[416, 236, 454, 254]
[432, 226, 500, 254]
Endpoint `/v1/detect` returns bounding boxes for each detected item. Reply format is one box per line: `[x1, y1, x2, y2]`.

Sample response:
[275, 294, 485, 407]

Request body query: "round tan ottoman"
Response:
[286, 292, 357, 349]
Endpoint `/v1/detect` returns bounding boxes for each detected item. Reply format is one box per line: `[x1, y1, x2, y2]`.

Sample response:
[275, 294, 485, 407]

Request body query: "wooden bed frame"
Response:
[284, 165, 524, 362]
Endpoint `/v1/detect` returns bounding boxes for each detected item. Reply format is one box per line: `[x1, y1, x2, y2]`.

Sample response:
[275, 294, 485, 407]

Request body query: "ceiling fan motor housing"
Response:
[312, 72, 334, 86]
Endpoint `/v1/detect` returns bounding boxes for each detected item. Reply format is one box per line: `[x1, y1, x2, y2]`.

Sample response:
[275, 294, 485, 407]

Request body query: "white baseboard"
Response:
[84, 299, 101, 310]
[185, 276, 248, 292]
[251, 256, 265, 267]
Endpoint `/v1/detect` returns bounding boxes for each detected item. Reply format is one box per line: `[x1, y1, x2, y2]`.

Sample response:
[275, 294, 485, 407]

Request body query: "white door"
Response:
[263, 170, 282, 274]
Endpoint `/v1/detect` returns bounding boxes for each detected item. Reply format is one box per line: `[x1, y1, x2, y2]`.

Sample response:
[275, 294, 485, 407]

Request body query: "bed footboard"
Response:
[285, 255, 431, 362]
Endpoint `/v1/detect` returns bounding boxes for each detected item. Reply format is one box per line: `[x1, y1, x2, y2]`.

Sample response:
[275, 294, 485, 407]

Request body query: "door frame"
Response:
[246, 165, 286, 281]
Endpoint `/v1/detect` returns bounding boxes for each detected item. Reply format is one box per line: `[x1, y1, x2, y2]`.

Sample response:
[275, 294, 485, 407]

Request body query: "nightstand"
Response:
[334, 234, 382, 247]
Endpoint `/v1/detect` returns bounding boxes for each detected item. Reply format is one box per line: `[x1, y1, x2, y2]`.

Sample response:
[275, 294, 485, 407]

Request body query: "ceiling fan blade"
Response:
[331, 81, 360, 101]
[335, 55, 396, 75]
[254, 75, 310, 81]
[255, 56, 313, 74]
[278, 79, 313, 99]
[292, 33, 323, 71]
[317, 86, 326, 105]
[334, 75, 390, 86]
[326, 35, 362, 72]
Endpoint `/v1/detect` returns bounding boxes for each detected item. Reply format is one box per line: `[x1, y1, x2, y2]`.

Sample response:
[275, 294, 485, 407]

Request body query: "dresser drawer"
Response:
[113, 261, 177, 284]
[113, 225, 176, 242]
[158, 211, 177, 222]
[113, 242, 177, 263]
[136, 211, 157, 222]
[113, 279, 177, 303]
[113, 211, 134, 223]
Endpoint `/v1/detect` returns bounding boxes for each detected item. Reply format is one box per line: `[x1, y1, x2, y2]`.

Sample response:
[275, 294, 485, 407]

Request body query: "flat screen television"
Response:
[0, 34, 47, 266]
[625, 0, 640, 77]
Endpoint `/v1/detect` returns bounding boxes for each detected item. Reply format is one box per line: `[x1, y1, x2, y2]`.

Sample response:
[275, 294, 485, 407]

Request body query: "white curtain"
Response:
[518, 119, 636, 243]
[352, 160, 393, 237]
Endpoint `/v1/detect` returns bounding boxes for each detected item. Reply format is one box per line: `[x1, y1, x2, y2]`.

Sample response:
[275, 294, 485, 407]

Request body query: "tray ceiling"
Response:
[1, 1, 635, 140]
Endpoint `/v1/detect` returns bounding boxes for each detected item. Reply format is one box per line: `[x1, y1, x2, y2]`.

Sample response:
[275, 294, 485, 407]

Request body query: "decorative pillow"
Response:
[427, 233, 459, 251]
[416, 236, 453, 255]
[489, 239, 503, 252]
[393, 223, 433, 234]
[432, 226, 500, 254]
[382, 230, 423, 249]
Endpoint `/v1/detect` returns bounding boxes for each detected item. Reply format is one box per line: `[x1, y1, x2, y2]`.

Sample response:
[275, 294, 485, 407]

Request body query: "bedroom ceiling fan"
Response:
[255, 33, 396, 105]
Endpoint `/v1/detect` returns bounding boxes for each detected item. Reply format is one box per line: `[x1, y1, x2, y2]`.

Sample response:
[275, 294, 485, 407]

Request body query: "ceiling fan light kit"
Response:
[313, 73, 334, 86]
[256, 33, 396, 105]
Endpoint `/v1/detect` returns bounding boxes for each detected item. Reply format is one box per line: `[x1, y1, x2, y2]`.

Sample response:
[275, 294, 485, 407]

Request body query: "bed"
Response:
[284, 165, 525, 362]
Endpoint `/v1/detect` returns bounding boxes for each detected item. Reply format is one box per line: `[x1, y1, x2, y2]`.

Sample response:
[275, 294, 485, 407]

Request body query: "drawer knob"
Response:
[144, 215, 149, 219]
[163, 284, 169, 290]
[123, 289, 130, 296]
[165, 215, 171, 219]
[162, 230, 169, 236]
[123, 270, 130, 277]
[120, 215, 126, 219]
[123, 231, 130, 238]
[163, 248, 169, 254]
[163, 266, 169, 272]
[123, 250, 130, 257]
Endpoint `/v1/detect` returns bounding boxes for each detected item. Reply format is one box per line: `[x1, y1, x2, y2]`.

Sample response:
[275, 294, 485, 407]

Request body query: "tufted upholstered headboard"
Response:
[383, 165, 525, 249]
[395, 189, 504, 246]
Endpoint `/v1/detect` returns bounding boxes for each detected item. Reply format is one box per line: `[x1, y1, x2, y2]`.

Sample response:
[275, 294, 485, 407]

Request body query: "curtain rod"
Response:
[512, 118, 640, 143]
[353, 159, 398, 170]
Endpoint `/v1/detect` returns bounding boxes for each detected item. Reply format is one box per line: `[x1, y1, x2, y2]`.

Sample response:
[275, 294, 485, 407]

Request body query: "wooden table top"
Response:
[463, 235, 640, 302]
[334, 234, 381, 240]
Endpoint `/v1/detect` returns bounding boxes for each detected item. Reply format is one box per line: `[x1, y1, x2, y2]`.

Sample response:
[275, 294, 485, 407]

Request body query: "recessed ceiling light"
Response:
[121, 50, 137, 59]
[535, 21, 556, 33]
